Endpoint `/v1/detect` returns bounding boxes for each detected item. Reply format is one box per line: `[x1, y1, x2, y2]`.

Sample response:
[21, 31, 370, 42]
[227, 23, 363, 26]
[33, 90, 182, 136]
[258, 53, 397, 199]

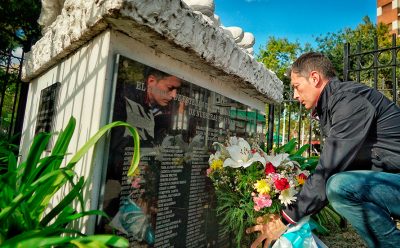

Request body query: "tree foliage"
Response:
[258, 17, 393, 81]
[257, 37, 301, 80]
[257, 16, 395, 94]
[0, 0, 42, 52]
[315, 16, 394, 79]
[257, 37, 313, 97]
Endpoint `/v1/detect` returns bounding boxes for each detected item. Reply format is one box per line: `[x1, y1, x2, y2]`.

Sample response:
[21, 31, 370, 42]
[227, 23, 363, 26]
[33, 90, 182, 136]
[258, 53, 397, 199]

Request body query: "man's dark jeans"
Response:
[326, 171, 400, 248]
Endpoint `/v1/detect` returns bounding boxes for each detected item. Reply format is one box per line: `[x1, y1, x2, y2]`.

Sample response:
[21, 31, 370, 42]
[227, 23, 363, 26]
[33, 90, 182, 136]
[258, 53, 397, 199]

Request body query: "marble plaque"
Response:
[96, 55, 266, 247]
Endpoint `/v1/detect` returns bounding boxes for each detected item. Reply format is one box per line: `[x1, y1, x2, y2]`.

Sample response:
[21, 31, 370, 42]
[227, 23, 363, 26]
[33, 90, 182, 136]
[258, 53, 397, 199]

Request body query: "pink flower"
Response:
[274, 177, 290, 191]
[206, 168, 212, 176]
[253, 194, 272, 211]
[271, 173, 280, 181]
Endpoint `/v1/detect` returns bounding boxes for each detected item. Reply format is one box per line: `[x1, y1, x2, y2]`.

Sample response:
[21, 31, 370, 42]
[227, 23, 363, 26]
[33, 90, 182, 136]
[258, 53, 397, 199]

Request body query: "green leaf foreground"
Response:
[2, 235, 128, 248]
[66, 120, 140, 177]
[0, 117, 139, 247]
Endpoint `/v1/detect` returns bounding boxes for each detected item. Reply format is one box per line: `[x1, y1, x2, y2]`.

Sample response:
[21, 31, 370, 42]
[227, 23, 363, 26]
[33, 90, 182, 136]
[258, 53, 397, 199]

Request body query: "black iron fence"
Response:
[267, 34, 400, 154]
[0, 49, 28, 144]
[266, 90, 320, 156]
[343, 34, 400, 105]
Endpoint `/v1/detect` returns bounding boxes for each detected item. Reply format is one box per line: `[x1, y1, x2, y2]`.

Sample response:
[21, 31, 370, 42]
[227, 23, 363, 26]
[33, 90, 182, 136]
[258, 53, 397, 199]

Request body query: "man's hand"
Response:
[246, 214, 287, 248]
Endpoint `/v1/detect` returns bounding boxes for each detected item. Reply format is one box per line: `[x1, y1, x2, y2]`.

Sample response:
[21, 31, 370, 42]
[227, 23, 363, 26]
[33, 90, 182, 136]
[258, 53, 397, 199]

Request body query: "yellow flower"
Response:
[254, 179, 271, 194]
[211, 159, 223, 170]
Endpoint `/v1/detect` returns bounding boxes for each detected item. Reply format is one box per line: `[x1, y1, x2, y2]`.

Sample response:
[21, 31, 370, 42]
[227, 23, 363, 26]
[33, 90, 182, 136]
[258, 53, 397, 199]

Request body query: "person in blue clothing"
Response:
[248, 52, 400, 248]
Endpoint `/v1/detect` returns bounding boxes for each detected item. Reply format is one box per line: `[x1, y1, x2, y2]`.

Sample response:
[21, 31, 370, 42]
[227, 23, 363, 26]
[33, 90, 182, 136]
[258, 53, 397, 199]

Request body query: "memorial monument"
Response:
[20, 0, 283, 247]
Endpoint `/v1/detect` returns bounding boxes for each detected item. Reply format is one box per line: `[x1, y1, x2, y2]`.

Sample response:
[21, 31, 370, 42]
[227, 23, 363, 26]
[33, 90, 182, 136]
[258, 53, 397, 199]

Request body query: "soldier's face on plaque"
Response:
[147, 75, 181, 107]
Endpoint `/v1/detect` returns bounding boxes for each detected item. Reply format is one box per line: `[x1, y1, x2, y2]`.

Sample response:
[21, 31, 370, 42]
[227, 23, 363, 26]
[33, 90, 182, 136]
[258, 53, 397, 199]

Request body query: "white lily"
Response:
[223, 137, 266, 168]
[285, 160, 300, 168]
[264, 153, 290, 167]
[212, 142, 229, 158]
[209, 150, 221, 163]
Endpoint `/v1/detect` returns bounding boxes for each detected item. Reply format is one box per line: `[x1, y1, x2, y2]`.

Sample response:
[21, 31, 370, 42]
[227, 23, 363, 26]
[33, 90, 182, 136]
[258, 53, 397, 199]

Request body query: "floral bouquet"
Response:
[207, 137, 321, 247]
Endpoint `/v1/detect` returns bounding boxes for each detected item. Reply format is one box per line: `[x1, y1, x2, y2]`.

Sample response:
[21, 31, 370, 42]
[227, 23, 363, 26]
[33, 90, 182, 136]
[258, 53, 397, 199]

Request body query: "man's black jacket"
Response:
[283, 78, 400, 222]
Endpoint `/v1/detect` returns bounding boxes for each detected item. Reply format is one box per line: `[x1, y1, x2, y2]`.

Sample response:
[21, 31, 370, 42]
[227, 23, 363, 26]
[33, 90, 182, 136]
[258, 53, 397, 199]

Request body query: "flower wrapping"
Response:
[272, 217, 328, 248]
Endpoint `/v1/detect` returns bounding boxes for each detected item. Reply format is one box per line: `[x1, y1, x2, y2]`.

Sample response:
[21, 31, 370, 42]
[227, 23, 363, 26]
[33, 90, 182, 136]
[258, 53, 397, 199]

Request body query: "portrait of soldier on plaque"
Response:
[98, 58, 182, 246]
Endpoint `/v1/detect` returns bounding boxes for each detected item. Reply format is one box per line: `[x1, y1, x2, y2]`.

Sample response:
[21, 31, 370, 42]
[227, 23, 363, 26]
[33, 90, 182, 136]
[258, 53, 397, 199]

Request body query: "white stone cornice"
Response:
[393, 0, 400, 9]
[22, 0, 283, 103]
[377, 7, 382, 17]
[393, 20, 399, 30]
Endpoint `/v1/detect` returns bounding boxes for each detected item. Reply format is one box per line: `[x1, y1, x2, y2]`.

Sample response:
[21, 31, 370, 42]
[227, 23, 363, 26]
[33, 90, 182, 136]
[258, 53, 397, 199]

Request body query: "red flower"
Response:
[274, 177, 290, 191]
[264, 162, 276, 175]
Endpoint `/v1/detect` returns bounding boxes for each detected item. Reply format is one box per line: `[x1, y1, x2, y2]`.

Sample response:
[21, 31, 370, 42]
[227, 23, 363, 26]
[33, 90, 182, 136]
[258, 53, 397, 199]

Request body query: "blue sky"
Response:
[214, 0, 376, 55]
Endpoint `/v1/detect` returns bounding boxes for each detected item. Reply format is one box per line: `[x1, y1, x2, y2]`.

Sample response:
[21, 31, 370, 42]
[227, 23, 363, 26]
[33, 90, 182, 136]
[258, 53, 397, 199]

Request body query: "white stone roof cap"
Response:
[23, 0, 283, 103]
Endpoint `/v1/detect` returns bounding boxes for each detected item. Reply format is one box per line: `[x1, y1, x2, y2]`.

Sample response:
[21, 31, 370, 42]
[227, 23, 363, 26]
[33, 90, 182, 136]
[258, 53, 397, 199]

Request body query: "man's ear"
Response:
[147, 75, 157, 87]
[310, 71, 321, 86]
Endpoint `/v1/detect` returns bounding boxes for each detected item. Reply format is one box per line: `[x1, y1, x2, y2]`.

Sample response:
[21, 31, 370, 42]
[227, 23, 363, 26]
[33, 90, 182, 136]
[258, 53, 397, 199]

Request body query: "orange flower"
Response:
[296, 173, 307, 185]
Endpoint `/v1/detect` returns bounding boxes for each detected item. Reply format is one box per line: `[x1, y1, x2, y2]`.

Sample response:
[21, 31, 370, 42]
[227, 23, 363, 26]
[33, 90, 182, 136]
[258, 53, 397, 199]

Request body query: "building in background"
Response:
[377, 0, 400, 35]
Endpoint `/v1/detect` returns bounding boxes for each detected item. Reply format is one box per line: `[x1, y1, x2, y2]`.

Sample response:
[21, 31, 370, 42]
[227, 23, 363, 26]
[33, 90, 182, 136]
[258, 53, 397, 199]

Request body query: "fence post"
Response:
[356, 43, 361, 82]
[373, 36, 378, 89]
[343, 43, 350, 81]
[287, 103, 291, 143]
[308, 111, 312, 156]
[0, 49, 12, 123]
[298, 104, 302, 149]
[9, 51, 25, 139]
[267, 104, 274, 152]
[391, 33, 397, 104]
[276, 105, 281, 148]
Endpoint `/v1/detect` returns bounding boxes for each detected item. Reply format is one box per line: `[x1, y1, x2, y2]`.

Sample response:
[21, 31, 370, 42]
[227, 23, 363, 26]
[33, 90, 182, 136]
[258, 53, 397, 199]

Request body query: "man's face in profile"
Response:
[147, 75, 181, 107]
[290, 71, 320, 110]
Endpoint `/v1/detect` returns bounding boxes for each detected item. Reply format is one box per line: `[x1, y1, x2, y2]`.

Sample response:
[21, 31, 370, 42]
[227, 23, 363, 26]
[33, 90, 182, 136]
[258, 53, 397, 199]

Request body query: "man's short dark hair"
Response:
[143, 67, 171, 81]
[290, 52, 337, 79]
